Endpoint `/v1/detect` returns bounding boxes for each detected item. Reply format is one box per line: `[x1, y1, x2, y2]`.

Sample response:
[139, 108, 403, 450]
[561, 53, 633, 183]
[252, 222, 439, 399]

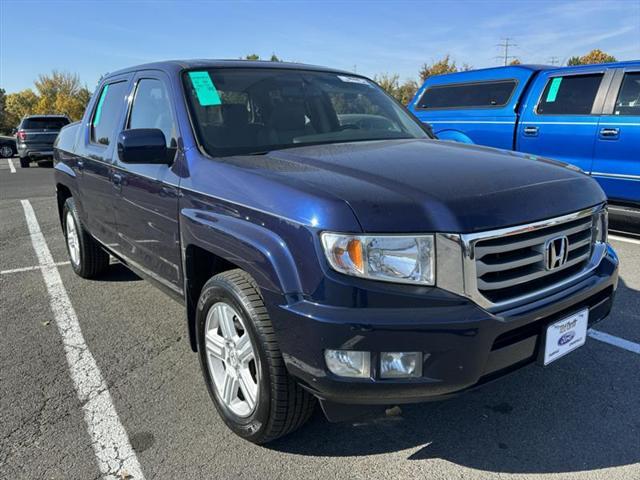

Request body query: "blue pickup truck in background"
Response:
[409, 62, 640, 227]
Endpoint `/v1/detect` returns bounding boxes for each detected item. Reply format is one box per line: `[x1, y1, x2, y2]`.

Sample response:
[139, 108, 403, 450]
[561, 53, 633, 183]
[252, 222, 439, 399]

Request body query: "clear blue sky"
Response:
[1, 0, 639, 93]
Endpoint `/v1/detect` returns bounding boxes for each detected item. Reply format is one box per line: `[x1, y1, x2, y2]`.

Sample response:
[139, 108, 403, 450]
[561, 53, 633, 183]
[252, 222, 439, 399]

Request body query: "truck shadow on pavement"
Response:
[269, 278, 639, 474]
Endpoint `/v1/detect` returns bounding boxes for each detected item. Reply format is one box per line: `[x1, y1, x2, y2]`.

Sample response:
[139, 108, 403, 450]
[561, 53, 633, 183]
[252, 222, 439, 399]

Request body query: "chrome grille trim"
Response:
[436, 205, 607, 312]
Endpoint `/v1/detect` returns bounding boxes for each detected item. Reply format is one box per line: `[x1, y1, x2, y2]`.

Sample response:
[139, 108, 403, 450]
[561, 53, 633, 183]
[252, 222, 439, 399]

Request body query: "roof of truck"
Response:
[106, 59, 353, 79]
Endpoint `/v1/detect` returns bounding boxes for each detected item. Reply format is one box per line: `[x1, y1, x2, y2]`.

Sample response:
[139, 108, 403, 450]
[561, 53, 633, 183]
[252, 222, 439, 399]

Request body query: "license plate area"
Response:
[543, 308, 589, 366]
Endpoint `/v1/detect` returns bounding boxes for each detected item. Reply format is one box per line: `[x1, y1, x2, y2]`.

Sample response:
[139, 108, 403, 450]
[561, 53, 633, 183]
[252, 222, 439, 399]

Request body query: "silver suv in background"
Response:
[16, 115, 70, 167]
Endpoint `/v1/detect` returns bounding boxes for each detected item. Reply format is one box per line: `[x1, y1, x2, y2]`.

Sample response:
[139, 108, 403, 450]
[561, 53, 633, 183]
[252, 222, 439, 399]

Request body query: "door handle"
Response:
[523, 126, 539, 136]
[76, 159, 84, 170]
[599, 128, 620, 139]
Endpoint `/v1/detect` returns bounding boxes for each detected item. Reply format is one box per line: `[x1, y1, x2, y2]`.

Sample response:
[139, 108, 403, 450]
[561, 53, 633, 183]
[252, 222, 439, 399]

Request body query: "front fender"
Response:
[181, 207, 303, 295]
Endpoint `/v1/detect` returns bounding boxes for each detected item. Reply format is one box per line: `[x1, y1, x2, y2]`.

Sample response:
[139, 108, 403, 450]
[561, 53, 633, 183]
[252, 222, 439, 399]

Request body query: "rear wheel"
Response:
[63, 197, 109, 278]
[19, 157, 30, 168]
[197, 269, 315, 443]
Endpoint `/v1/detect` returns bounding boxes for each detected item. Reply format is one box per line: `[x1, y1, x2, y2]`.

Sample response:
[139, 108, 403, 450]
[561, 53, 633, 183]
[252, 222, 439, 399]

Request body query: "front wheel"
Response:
[63, 197, 109, 278]
[197, 269, 315, 443]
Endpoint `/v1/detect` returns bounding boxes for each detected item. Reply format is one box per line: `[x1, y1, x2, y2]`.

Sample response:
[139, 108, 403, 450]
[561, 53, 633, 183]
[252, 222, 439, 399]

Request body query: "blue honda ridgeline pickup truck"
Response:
[409, 62, 640, 227]
[54, 60, 618, 443]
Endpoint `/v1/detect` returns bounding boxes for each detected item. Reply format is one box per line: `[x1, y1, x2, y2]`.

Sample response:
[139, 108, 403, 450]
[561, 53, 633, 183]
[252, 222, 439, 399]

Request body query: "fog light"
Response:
[325, 350, 370, 378]
[380, 352, 422, 378]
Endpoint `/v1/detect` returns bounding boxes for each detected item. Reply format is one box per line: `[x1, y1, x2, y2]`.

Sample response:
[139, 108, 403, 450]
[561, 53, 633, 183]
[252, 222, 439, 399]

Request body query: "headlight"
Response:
[321, 233, 435, 285]
[594, 208, 608, 243]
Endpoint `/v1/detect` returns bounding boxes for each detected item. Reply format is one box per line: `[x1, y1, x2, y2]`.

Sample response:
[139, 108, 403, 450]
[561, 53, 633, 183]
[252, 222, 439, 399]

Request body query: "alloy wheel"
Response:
[205, 302, 259, 417]
[65, 211, 80, 266]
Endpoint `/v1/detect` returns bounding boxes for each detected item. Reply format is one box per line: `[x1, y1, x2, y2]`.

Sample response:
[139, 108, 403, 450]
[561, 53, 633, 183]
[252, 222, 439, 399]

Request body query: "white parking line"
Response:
[1, 261, 70, 275]
[609, 234, 640, 246]
[7, 158, 16, 173]
[20, 200, 145, 480]
[589, 329, 640, 355]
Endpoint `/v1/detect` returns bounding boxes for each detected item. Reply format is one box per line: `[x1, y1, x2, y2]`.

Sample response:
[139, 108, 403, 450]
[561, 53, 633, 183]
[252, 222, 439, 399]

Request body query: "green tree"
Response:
[245, 53, 260, 60]
[269, 53, 282, 62]
[566, 49, 617, 66]
[418, 55, 460, 81]
[0, 88, 11, 134]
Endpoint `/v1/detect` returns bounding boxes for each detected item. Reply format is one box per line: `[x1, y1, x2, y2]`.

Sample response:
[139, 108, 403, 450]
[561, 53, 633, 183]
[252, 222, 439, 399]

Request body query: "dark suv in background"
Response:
[16, 115, 70, 167]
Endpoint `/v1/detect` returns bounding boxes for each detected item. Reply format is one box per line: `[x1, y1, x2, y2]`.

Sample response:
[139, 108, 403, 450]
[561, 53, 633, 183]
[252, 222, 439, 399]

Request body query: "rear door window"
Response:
[91, 81, 128, 146]
[416, 80, 516, 109]
[22, 117, 69, 130]
[536, 74, 603, 115]
[613, 72, 640, 116]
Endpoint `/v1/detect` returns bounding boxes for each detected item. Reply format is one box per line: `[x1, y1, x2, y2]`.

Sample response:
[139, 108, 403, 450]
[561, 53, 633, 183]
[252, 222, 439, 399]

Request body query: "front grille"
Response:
[473, 212, 595, 305]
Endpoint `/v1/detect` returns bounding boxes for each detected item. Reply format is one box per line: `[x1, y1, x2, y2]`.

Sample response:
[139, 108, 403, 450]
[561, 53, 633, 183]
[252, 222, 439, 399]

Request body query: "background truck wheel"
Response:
[63, 197, 109, 278]
[0, 145, 13, 158]
[197, 269, 315, 444]
[19, 158, 30, 168]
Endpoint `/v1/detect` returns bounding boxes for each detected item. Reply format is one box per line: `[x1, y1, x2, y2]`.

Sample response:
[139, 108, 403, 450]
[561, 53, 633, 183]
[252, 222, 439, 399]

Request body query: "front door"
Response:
[592, 68, 640, 205]
[516, 68, 613, 174]
[112, 72, 183, 291]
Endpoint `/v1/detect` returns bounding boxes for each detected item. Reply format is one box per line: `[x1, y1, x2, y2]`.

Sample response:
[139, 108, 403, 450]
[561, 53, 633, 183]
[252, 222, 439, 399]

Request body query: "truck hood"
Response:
[230, 139, 605, 233]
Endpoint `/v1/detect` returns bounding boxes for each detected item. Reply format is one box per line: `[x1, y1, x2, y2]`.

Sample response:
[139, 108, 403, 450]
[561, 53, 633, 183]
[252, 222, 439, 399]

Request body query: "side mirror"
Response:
[117, 128, 168, 164]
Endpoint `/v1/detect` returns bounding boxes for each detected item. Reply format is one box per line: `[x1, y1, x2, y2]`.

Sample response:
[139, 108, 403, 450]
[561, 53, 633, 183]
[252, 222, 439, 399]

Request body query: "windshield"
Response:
[183, 68, 430, 156]
[22, 117, 69, 130]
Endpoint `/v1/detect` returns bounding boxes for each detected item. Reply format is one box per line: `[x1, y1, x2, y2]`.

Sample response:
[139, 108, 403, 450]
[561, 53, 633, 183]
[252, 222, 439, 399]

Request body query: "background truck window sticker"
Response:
[546, 77, 563, 103]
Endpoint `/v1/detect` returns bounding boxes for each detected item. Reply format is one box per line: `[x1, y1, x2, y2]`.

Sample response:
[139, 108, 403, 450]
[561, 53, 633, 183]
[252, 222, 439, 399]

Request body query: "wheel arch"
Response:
[181, 208, 303, 352]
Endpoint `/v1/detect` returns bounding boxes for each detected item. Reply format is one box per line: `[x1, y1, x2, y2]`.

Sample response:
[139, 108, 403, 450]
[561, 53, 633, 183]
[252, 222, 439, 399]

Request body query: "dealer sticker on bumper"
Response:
[543, 308, 589, 365]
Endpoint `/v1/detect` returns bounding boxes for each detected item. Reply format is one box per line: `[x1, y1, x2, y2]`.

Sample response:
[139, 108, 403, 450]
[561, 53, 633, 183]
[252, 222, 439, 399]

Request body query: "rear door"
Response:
[592, 67, 640, 205]
[77, 76, 132, 246]
[516, 67, 614, 173]
[112, 71, 183, 291]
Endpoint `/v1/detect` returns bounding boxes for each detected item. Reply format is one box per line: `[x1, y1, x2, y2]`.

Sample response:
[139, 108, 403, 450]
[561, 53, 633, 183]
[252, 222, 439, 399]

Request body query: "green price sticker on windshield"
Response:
[546, 77, 562, 103]
[189, 71, 222, 106]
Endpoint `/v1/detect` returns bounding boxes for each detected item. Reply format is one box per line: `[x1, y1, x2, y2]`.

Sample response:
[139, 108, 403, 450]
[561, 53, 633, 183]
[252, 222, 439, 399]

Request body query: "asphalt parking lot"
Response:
[1, 157, 639, 480]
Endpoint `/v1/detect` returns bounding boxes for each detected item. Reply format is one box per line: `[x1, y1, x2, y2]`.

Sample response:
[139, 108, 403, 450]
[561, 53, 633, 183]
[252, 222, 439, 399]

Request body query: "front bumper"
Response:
[269, 244, 618, 406]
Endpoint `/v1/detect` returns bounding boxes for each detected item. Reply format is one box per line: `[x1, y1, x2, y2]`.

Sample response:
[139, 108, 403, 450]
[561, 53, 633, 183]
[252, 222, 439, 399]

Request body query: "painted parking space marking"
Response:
[20, 199, 145, 480]
[1, 261, 70, 275]
[609, 234, 640, 246]
[588, 329, 640, 355]
[7, 158, 16, 173]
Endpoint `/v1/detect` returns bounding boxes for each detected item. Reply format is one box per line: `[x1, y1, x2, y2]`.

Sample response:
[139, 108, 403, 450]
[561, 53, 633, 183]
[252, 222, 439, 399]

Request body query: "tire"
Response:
[19, 157, 30, 168]
[0, 145, 13, 158]
[196, 269, 315, 443]
[63, 197, 109, 278]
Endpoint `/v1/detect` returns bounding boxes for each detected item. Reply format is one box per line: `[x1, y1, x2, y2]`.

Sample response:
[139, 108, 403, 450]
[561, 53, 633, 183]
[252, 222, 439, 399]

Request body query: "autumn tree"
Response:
[374, 73, 419, 105]
[509, 58, 522, 65]
[419, 55, 461, 81]
[32, 71, 91, 120]
[567, 49, 617, 66]
[4, 89, 39, 128]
